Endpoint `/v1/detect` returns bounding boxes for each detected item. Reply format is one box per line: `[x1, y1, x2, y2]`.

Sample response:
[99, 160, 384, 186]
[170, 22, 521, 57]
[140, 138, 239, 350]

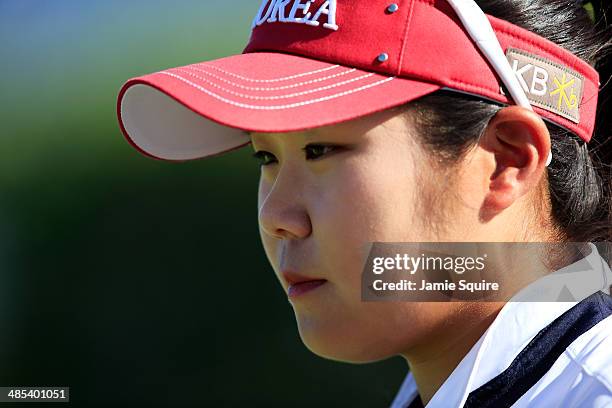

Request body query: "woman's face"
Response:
[250, 107, 475, 363]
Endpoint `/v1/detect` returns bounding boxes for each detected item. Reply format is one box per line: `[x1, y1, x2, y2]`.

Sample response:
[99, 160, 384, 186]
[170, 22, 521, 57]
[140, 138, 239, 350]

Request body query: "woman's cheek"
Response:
[327, 161, 416, 242]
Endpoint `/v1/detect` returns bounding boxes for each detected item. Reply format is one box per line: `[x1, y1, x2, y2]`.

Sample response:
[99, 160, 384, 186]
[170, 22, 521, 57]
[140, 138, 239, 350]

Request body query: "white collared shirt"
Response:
[390, 243, 612, 408]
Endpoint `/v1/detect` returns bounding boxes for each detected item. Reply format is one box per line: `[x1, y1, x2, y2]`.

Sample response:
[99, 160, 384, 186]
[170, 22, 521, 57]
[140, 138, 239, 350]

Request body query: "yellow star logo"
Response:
[550, 73, 578, 110]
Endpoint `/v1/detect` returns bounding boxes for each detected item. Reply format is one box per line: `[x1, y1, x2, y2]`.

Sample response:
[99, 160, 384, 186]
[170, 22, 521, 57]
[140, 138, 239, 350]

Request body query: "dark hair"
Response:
[402, 0, 612, 262]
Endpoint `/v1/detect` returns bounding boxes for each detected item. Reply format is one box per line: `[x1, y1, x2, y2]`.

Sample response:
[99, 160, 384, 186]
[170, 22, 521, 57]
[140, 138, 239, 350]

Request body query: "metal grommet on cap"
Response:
[377, 53, 389, 62]
[386, 3, 399, 13]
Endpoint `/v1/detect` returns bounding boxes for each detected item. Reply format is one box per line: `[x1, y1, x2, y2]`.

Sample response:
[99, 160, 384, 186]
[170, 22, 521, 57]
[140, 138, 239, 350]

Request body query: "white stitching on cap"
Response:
[192, 62, 340, 83]
[156, 71, 395, 110]
[171, 68, 376, 100]
[177, 66, 358, 91]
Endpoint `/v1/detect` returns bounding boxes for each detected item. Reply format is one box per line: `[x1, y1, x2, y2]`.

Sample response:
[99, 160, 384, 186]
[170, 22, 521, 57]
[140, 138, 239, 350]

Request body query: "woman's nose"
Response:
[258, 173, 311, 240]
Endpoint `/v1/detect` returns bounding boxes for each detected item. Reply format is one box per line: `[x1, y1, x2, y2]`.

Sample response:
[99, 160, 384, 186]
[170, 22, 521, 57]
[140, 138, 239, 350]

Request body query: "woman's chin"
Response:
[296, 320, 398, 363]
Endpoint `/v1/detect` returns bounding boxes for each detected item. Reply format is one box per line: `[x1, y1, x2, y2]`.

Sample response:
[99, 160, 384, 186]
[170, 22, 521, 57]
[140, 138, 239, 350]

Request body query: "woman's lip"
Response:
[287, 279, 327, 298]
[282, 269, 325, 286]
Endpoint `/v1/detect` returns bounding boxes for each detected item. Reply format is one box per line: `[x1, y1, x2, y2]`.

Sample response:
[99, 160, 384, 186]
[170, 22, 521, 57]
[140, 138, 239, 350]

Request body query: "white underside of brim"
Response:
[121, 84, 249, 161]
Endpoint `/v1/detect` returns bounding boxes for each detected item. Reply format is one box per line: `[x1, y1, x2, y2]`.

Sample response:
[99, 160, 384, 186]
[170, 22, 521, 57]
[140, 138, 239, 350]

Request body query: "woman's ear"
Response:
[479, 106, 551, 219]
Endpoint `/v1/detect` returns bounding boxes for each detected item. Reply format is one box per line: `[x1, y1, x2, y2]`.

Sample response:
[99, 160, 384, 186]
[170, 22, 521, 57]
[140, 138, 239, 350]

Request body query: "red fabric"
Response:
[117, 53, 440, 159]
[243, 0, 599, 142]
[117, 0, 600, 161]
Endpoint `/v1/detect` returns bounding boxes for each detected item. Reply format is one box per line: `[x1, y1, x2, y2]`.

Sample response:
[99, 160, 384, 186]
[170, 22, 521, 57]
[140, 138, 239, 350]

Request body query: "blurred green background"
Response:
[0, 1, 406, 406]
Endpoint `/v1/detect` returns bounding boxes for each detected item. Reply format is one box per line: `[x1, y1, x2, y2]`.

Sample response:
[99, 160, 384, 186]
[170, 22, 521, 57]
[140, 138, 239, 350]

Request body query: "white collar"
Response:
[390, 243, 612, 408]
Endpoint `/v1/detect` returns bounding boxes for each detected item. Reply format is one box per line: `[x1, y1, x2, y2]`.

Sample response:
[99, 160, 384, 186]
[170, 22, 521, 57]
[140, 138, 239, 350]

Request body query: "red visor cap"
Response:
[117, 0, 600, 162]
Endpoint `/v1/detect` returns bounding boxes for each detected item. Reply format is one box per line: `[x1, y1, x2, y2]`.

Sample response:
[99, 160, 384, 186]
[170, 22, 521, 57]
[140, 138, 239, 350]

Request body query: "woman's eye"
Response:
[251, 144, 338, 167]
[251, 151, 277, 167]
[303, 144, 337, 160]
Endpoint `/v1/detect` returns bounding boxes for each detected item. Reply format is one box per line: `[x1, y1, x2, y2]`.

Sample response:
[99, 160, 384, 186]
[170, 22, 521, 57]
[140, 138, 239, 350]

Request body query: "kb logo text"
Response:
[505, 48, 583, 123]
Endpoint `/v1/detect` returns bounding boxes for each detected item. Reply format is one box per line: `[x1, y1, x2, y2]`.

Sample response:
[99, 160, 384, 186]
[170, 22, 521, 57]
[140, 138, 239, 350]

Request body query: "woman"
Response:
[116, 0, 611, 406]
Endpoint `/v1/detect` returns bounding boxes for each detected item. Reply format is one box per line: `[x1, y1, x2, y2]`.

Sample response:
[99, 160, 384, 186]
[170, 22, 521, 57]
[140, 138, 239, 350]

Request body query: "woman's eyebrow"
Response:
[246, 131, 273, 149]
[248, 129, 338, 148]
